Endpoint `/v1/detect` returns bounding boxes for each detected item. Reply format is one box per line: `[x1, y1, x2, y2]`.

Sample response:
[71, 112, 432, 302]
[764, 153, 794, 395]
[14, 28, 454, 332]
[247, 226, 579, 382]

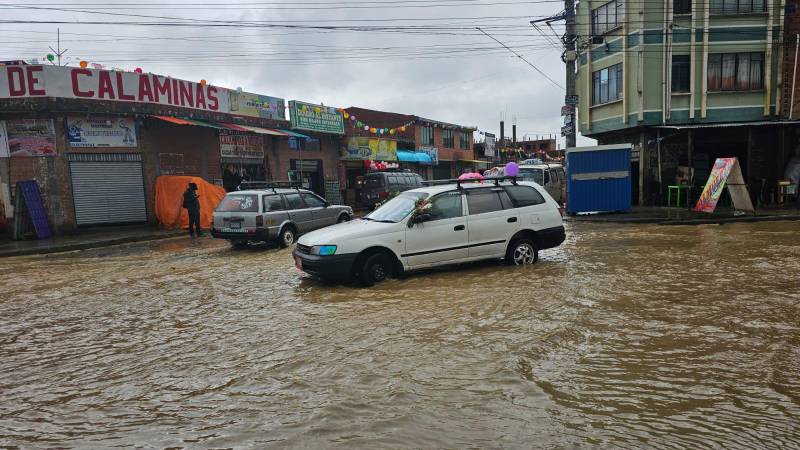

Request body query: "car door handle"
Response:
[507, 217, 518, 223]
[454, 225, 465, 231]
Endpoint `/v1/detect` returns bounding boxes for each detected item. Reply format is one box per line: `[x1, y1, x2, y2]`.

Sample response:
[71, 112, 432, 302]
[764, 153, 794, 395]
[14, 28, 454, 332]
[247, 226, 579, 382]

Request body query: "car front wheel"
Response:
[506, 238, 538, 266]
[358, 252, 391, 286]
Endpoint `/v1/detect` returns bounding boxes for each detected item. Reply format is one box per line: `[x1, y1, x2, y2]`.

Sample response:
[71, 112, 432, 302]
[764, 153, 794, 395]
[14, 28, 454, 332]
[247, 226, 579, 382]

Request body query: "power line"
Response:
[477, 27, 564, 90]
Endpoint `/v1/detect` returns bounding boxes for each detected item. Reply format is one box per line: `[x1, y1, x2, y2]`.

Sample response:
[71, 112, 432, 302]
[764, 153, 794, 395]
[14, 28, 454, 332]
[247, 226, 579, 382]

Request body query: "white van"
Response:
[517, 163, 566, 204]
[293, 178, 565, 286]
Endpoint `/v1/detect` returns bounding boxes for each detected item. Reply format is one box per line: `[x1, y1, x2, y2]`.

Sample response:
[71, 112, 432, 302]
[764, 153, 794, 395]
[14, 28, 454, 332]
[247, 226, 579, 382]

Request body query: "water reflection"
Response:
[1, 221, 798, 448]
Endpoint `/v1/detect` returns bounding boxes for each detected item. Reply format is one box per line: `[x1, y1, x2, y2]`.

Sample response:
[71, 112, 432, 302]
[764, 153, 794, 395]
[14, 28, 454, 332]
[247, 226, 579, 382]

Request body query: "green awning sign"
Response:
[288, 100, 345, 135]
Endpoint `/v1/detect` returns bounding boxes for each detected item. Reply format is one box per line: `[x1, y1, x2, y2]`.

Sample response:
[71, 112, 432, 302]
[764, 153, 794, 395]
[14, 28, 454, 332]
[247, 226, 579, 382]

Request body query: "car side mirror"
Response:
[323, 201, 330, 207]
[413, 213, 433, 224]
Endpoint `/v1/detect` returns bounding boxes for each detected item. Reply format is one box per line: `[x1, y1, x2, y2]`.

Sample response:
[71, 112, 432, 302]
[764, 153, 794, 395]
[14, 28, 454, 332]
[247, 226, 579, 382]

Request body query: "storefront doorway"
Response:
[290, 159, 324, 194]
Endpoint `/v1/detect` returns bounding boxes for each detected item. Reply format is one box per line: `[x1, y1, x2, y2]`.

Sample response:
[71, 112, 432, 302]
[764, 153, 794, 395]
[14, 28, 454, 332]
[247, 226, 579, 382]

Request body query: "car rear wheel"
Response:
[506, 238, 538, 266]
[230, 240, 248, 249]
[279, 226, 296, 248]
[337, 213, 351, 223]
[357, 252, 391, 287]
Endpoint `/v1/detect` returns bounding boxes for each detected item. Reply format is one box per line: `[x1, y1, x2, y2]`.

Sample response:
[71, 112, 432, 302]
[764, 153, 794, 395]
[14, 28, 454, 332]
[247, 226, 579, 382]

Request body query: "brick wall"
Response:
[783, 0, 800, 118]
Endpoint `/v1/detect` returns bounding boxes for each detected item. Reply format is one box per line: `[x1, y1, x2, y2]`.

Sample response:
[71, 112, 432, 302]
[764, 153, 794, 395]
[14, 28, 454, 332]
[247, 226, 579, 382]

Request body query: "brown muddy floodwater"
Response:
[1, 221, 799, 449]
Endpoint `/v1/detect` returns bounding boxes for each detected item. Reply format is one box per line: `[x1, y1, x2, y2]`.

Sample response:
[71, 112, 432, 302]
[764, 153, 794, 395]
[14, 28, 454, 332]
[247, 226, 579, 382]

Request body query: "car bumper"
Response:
[293, 250, 358, 280]
[211, 227, 276, 241]
[538, 225, 566, 250]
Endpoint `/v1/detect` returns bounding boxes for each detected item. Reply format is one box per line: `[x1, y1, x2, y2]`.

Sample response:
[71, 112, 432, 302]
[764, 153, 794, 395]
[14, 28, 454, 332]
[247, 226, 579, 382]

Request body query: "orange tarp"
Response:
[155, 175, 225, 229]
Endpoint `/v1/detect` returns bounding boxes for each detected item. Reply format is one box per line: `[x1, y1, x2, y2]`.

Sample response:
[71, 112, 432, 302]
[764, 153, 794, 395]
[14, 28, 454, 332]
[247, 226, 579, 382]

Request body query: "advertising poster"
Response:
[0, 121, 8, 157]
[418, 146, 439, 165]
[289, 100, 344, 135]
[484, 133, 496, 157]
[342, 137, 397, 160]
[229, 91, 285, 120]
[694, 157, 754, 213]
[219, 133, 264, 159]
[66, 117, 137, 148]
[6, 119, 56, 157]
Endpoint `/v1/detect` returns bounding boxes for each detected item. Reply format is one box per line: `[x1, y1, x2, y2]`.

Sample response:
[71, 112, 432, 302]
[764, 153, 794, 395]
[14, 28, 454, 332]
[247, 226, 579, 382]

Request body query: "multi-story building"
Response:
[576, 0, 798, 205]
[339, 107, 478, 204]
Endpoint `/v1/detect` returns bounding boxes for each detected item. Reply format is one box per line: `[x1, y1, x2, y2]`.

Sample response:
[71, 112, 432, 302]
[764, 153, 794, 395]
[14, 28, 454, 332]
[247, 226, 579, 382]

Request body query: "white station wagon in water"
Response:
[293, 177, 566, 286]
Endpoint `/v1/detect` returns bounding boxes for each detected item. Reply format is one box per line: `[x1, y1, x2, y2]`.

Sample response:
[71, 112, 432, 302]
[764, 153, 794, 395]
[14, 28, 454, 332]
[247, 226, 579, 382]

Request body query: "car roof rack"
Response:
[421, 176, 518, 189]
[239, 181, 303, 193]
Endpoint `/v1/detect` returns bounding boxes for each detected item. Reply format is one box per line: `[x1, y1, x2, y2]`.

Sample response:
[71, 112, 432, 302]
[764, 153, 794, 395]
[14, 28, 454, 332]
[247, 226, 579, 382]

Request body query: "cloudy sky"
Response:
[0, 0, 594, 146]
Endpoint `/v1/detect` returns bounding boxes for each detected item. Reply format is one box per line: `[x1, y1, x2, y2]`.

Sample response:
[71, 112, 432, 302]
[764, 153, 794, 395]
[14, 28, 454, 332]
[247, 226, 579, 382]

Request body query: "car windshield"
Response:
[216, 194, 259, 212]
[365, 192, 427, 222]
[518, 168, 544, 185]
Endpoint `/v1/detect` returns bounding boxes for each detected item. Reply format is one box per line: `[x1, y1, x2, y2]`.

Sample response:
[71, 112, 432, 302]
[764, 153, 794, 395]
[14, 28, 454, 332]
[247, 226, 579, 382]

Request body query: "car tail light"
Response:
[379, 191, 389, 198]
[255, 215, 263, 226]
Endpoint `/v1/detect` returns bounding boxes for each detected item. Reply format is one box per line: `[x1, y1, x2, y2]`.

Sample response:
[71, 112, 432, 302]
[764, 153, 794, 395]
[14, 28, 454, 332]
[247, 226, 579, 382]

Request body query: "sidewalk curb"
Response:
[567, 214, 800, 226]
[0, 230, 186, 258]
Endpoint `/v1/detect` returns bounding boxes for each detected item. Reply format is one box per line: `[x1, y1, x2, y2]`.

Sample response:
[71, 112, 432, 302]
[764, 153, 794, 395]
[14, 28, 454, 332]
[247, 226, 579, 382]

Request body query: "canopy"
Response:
[151, 116, 224, 129]
[397, 150, 433, 164]
[280, 129, 313, 140]
[155, 175, 225, 230]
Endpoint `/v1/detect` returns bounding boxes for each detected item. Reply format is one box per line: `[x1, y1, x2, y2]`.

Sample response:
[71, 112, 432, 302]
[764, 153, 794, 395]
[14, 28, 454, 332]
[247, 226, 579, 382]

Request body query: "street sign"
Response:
[560, 105, 574, 116]
[563, 114, 573, 125]
[565, 95, 578, 105]
[561, 125, 573, 136]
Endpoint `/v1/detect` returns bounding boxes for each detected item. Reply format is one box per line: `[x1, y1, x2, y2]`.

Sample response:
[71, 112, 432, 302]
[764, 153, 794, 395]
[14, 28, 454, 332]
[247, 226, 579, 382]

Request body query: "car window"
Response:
[389, 176, 400, 188]
[428, 192, 463, 220]
[283, 193, 306, 210]
[263, 194, 285, 212]
[365, 175, 384, 188]
[366, 191, 427, 222]
[466, 189, 506, 215]
[301, 193, 326, 208]
[498, 189, 514, 209]
[518, 168, 544, 185]
[550, 170, 559, 182]
[505, 185, 546, 207]
[216, 194, 259, 212]
[544, 170, 550, 185]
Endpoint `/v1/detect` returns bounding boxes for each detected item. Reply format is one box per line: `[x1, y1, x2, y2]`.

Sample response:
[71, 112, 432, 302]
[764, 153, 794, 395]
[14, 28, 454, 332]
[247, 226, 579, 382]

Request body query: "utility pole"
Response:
[531, 3, 577, 149]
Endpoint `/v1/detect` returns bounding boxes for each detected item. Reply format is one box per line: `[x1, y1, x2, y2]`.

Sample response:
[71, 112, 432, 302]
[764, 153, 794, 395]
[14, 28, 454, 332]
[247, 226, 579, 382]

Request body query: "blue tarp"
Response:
[397, 150, 433, 164]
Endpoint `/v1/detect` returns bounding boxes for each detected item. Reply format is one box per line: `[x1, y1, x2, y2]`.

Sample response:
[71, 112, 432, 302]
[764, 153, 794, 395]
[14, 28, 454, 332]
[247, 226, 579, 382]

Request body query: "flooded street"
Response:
[1, 221, 799, 449]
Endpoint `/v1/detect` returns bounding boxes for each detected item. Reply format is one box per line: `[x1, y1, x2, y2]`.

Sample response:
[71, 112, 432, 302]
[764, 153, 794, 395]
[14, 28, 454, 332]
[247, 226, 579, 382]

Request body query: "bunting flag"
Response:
[341, 109, 415, 136]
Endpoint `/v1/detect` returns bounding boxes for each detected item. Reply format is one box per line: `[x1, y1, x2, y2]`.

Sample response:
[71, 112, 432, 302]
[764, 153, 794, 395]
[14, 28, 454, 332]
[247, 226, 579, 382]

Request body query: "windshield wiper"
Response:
[362, 217, 394, 223]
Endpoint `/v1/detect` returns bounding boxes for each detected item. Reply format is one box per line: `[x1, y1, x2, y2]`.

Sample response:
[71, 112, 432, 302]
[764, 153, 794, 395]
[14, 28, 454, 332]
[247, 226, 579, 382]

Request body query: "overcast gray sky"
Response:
[0, 0, 595, 147]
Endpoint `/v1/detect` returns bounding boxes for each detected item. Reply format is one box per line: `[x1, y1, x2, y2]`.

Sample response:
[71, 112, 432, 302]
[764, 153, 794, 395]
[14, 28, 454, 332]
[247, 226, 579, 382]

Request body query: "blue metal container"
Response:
[566, 144, 632, 214]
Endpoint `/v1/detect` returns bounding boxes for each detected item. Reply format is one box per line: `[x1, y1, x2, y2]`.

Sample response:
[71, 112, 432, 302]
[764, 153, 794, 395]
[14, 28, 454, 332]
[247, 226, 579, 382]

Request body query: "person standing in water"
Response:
[183, 182, 203, 238]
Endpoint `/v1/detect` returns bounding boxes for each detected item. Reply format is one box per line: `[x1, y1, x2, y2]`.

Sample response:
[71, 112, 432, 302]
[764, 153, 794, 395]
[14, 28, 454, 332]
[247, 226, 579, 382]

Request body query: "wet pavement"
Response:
[1, 221, 799, 449]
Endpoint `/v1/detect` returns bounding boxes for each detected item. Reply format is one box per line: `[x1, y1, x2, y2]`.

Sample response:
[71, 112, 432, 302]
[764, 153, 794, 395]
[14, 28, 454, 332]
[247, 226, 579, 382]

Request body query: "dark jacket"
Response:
[183, 189, 200, 210]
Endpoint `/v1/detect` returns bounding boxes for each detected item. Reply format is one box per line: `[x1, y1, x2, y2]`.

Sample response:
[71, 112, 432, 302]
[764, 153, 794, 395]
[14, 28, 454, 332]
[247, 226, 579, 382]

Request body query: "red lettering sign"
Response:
[116, 72, 134, 101]
[153, 76, 171, 103]
[179, 81, 193, 108]
[97, 71, 115, 99]
[7, 67, 25, 96]
[207, 86, 219, 111]
[71, 69, 94, 97]
[26, 66, 46, 95]
[195, 84, 206, 109]
[138, 75, 153, 102]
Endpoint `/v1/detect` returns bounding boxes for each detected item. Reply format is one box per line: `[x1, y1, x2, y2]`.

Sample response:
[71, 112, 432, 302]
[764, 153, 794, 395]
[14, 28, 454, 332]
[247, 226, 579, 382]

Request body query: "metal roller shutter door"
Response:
[70, 161, 147, 225]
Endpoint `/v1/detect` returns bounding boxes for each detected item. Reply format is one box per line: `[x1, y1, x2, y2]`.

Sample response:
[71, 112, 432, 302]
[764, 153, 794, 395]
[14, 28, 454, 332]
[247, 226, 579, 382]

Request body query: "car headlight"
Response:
[310, 245, 337, 256]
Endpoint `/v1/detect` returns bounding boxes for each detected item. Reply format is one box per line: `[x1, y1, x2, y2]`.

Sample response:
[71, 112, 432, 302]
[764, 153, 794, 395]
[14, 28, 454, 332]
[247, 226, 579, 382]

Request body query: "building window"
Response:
[671, 55, 690, 92]
[710, 0, 765, 14]
[459, 132, 471, 149]
[591, 63, 623, 105]
[707, 52, 763, 91]
[421, 126, 434, 146]
[591, 0, 624, 36]
[674, 0, 691, 14]
[442, 129, 454, 148]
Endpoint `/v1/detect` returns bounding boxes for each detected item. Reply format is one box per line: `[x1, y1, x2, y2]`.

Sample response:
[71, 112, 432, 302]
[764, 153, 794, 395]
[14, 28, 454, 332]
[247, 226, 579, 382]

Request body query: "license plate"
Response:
[230, 222, 241, 229]
[294, 255, 303, 270]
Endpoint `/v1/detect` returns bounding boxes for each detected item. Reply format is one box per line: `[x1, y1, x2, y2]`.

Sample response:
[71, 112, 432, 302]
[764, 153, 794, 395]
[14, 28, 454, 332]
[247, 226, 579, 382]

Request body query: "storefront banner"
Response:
[484, 133, 496, 157]
[66, 117, 137, 148]
[694, 157, 754, 213]
[289, 100, 344, 135]
[5, 119, 56, 157]
[229, 91, 285, 120]
[0, 65, 230, 113]
[219, 133, 264, 160]
[342, 137, 397, 161]
[418, 146, 439, 165]
[0, 121, 8, 157]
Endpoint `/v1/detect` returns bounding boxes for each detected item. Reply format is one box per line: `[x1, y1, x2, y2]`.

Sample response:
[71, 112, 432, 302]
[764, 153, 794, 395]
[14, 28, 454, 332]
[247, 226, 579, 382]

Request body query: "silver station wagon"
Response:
[211, 187, 353, 248]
